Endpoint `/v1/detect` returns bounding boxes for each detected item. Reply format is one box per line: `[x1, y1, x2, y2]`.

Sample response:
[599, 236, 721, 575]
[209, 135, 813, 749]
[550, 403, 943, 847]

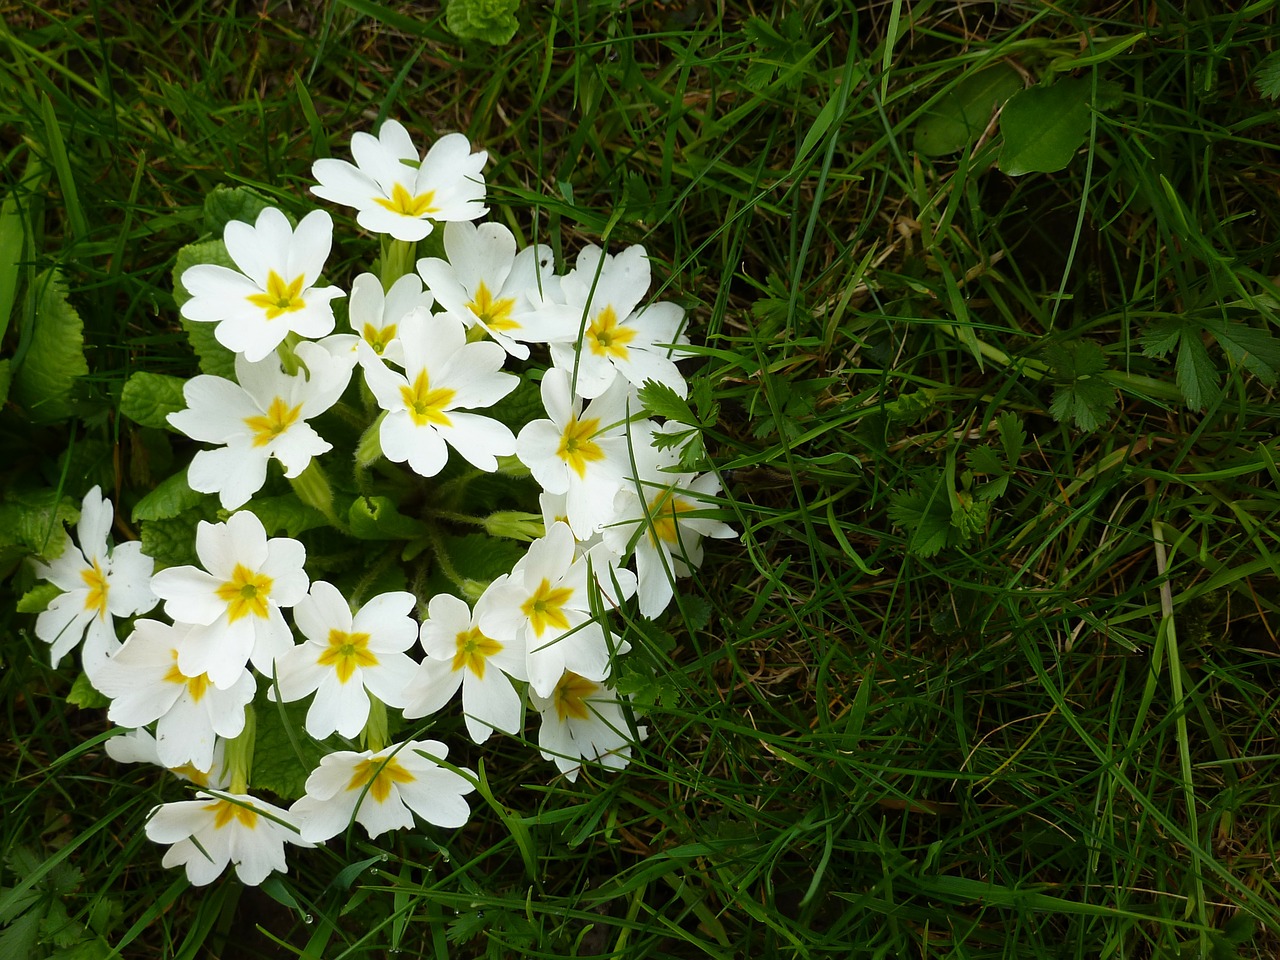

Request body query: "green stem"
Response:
[380, 238, 417, 289]
[226, 704, 256, 794]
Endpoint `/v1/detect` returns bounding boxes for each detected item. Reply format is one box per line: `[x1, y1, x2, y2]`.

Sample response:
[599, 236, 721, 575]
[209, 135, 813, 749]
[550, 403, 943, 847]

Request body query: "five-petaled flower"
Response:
[530, 671, 645, 783]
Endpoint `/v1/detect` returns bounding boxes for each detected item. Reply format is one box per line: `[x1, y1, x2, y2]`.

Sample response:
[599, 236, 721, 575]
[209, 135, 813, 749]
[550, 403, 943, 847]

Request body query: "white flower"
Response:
[149, 511, 308, 688]
[146, 791, 311, 886]
[289, 740, 474, 842]
[479, 522, 634, 697]
[530, 671, 644, 782]
[602, 423, 737, 618]
[179, 207, 344, 362]
[33, 485, 156, 674]
[403, 591, 527, 744]
[347, 271, 433, 367]
[168, 341, 353, 510]
[515, 368, 633, 538]
[416, 221, 572, 359]
[94, 619, 256, 772]
[548, 244, 689, 399]
[363, 309, 517, 477]
[311, 121, 487, 242]
[271, 582, 419, 740]
[105, 728, 230, 790]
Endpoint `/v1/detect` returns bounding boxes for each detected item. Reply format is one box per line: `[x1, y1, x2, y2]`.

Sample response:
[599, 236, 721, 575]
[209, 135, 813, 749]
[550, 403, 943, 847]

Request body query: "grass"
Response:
[4, 0, 1280, 957]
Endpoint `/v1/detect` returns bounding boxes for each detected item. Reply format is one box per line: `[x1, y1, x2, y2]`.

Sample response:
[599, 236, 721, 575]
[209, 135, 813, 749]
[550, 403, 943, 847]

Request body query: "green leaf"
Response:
[1139, 316, 1184, 358]
[246, 495, 329, 538]
[0, 488, 79, 557]
[440, 532, 527, 583]
[444, 0, 519, 45]
[67, 672, 110, 710]
[172, 241, 238, 379]
[998, 78, 1093, 176]
[742, 14, 812, 92]
[996, 411, 1025, 465]
[637, 379, 696, 424]
[0, 358, 10, 406]
[131, 470, 206, 522]
[914, 64, 1022, 157]
[0, 910, 41, 960]
[252, 698, 327, 801]
[1256, 50, 1280, 100]
[17, 582, 61, 614]
[888, 471, 954, 557]
[202, 185, 273, 236]
[484, 375, 544, 433]
[12, 269, 89, 422]
[1205, 319, 1280, 385]
[1045, 340, 1117, 431]
[139, 501, 217, 568]
[119, 372, 187, 431]
[348, 496, 428, 540]
[1174, 333, 1220, 411]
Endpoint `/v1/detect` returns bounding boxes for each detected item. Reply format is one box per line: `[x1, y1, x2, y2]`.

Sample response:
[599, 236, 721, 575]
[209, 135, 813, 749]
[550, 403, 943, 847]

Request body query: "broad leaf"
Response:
[12, 268, 89, 422]
[172, 241, 238, 379]
[1045, 339, 1117, 431]
[915, 64, 1022, 157]
[444, 0, 519, 45]
[998, 78, 1093, 176]
[132, 470, 207, 522]
[119, 372, 187, 431]
[203, 185, 273, 236]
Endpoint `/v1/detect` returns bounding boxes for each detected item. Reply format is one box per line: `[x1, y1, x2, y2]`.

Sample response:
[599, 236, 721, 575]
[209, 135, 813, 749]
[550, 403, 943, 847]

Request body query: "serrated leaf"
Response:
[119, 372, 187, 431]
[444, 0, 519, 45]
[966, 445, 1004, 475]
[1049, 375, 1116, 431]
[245, 495, 328, 538]
[637, 379, 696, 424]
[1175, 333, 1220, 411]
[998, 78, 1093, 176]
[202, 185, 273, 236]
[67, 672, 110, 710]
[131, 470, 206, 522]
[0, 910, 41, 959]
[252, 698, 327, 801]
[888, 473, 954, 557]
[914, 64, 1023, 157]
[1140, 316, 1184, 358]
[1255, 50, 1280, 100]
[1205, 320, 1280, 385]
[17, 582, 61, 614]
[172, 241, 238, 379]
[995, 411, 1025, 464]
[13, 268, 88, 422]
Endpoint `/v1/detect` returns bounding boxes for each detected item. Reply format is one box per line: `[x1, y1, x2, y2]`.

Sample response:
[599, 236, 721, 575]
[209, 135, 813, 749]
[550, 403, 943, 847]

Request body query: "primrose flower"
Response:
[515, 368, 633, 538]
[146, 791, 311, 886]
[94, 619, 255, 772]
[311, 120, 488, 242]
[530, 671, 645, 782]
[149, 510, 308, 688]
[346, 271, 433, 367]
[167, 341, 353, 510]
[179, 207, 344, 362]
[602, 424, 737, 618]
[106, 727, 230, 790]
[271, 582, 419, 740]
[547, 243, 690, 399]
[479, 521, 635, 697]
[403, 591, 527, 744]
[33, 485, 157, 675]
[363, 308, 517, 477]
[416, 221, 572, 359]
[289, 740, 474, 842]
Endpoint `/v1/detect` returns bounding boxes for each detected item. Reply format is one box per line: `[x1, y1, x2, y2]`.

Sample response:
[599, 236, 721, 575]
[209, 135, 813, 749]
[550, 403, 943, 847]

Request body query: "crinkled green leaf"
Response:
[1205, 319, 1280, 385]
[1175, 332, 1220, 411]
[888, 471, 954, 557]
[441, 532, 527, 583]
[131, 470, 206, 522]
[120, 372, 187, 431]
[0, 910, 41, 959]
[13, 269, 88, 422]
[252, 698, 328, 801]
[444, 0, 519, 45]
[1045, 340, 1117, 430]
[202, 185, 273, 236]
[1139, 316, 1184, 358]
[485, 375, 544, 432]
[0, 488, 79, 557]
[348, 495, 428, 541]
[172, 241, 238, 380]
[245, 495, 329, 539]
[915, 64, 1022, 157]
[16, 582, 61, 614]
[998, 78, 1093, 176]
[1255, 50, 1280, 100]
[996, 411, 1025, 465]
[139, 501, 216, 568]
[67, 672, 110, 710]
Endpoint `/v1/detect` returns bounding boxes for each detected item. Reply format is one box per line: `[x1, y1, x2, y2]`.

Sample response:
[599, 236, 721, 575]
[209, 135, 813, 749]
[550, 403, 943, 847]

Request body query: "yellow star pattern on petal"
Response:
[467, 281, 519, 332]
[214, 564, 273, 623]
[80, 558, 110, 619]
[163, 650, 213, 703]
[374, 183, 437, 218]
[316, 628, 378, 684]
[400, 370, 456, 427]
[451, 626, 504, 679]
[246, 270, 307, 319]
[555, 417, 604, 479]
[208, 798, 260, 830]
[346, 755, 416, 803]
[244, 396, 303, 448]
[520, 578, 574, 637]
[586, 305, 636, 361]
[552, 671, 598, 722]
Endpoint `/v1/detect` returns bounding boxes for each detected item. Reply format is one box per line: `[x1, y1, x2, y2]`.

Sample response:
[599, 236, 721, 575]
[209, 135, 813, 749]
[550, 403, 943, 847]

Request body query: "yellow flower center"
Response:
[646, 489, 697, 546]
[361, 321, 398, 355]
[347, 755, 416, 804]
[80, 559, 110, 620]
[214, 563, 273, 623]
[555, 417, 604, 479]
[316, 628, 378, 684]
[169, 762, 212, 787]
[246, 270, 307, 320]
[374, 182, 437, 218]
[552, 671, 598, 722]
[587, 306, 636, 360]
[400, 369, 455, 427]
[208, 798, 259, 830]
[163, 650, 213, 703]
[244, 396, 303, 448]
[467, 281, 519, 332]
[520, 578, 574, 637]
[451, 626, 503, 679]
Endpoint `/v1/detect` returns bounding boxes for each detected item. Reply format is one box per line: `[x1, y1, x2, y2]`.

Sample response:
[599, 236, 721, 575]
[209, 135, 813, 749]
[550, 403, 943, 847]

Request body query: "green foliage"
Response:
[742, 14, 813, 92]
[0, 488, 78, 566]
[251, 698, 327, 801]
[914, 64, 1022, 157]
[1045, 339, 1119, 431]
[998, 77, 1094, 176]
[16, 582, 61, 614]
[119, 373, 186, 431]
[171, 241, 238, 379]
[66, 672, 109, 710]
[130, 470, 206, 522]
[11, 270, 88, 422]
[444, 0, 520, 45]
[202, 185, 273, 235]
[1255, 50, 1280, 99]
[0, 845, 121, 960]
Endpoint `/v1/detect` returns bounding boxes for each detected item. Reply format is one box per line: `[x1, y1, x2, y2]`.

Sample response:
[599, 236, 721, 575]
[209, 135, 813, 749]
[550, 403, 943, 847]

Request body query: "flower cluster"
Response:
[27, 118, 735, 889]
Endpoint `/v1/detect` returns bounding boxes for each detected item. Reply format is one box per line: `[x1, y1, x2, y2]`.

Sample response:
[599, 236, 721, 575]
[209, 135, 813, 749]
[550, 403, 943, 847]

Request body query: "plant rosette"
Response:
[24, 117, 737, 890]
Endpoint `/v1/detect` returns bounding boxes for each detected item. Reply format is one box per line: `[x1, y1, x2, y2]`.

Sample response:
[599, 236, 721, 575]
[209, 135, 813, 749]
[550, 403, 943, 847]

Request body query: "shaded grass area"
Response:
[4, 0, 1280, 957]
